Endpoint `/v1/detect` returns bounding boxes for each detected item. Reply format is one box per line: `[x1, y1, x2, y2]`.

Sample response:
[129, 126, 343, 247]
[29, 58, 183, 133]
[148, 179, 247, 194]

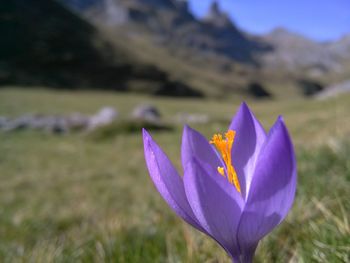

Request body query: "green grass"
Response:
[0, 87, 349, 262]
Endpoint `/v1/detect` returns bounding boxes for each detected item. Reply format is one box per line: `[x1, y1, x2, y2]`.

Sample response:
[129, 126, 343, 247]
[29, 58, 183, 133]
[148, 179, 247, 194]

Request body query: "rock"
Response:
[132, 104, 161, 122]
[43, 116, 69, 134]
[31, 113, 88, 132]
[1, 109, 117, 133]
[28, 115, 69, 133]
[175, 113, 209, 124]
[0, 117, 8, 129]
[46, 117, 69, 134]
[88, 107, 118, 130]
[2, 114, 37, 131]
[19, 115, 69, 133]
[203, 1, 232, 28]
[27, 114, 50, 129]
[66, 113, 90, 130]
[0, 114, 69, 133]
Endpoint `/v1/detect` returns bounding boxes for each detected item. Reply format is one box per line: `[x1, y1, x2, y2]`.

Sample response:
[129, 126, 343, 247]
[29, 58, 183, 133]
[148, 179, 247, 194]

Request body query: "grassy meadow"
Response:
[0, 87, 349, 262]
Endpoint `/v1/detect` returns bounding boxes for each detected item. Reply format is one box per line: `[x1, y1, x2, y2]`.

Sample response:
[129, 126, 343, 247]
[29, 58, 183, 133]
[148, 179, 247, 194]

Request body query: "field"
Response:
[0, 87, 349, 262]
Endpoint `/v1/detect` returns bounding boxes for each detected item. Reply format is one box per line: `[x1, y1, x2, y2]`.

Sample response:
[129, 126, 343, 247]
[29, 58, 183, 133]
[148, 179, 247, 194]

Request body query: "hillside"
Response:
[2, 0, 350, 99]
[0, 0, 202, 97]
[66, 0, 350, 73]
[67, 0, 274, 98]
[261, 28, 345, 74]
[68, 0, 271, 64]
[57, 0, 350, 97]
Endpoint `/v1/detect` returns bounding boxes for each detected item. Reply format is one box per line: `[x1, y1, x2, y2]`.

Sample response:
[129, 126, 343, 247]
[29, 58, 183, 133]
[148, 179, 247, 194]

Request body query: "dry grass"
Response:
[0, 87, 349, 262]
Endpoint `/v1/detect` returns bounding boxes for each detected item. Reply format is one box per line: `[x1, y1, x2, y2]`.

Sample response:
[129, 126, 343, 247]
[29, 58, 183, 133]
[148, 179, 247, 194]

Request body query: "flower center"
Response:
[210, 130, 241, 193]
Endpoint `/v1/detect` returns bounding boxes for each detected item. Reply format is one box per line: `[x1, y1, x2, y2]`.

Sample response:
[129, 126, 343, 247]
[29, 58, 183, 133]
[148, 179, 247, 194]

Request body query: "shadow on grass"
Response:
[86, 120, 173, 141]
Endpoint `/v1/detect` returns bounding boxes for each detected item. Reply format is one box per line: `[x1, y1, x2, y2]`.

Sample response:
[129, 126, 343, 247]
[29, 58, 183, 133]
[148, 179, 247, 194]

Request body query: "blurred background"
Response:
[0, 0, 349, 262]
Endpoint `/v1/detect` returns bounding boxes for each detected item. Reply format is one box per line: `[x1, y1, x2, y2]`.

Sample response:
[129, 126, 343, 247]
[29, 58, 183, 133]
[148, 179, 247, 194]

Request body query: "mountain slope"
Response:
[63, 0, 350, 77]
[328, 34, 350, 61]
[88, 0, 350, 75]
[65, 0, 271, 65]
[261, 28, 341, 73]
[4, 0, 350, 99]
[0, 0, 202, 97]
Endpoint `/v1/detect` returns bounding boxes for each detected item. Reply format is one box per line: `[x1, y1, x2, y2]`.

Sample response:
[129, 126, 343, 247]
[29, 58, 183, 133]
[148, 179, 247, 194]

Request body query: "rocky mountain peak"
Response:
[173, 0, 188, 11]
[203, 1, 232, 28]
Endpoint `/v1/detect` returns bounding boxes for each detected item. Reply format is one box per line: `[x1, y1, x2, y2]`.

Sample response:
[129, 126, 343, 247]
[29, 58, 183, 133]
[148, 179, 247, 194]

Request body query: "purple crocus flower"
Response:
[142, 102, 297, 263]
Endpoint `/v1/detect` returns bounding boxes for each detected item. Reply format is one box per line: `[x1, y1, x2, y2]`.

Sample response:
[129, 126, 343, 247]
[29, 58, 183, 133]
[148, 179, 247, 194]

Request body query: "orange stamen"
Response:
[210, 130, 241, 193]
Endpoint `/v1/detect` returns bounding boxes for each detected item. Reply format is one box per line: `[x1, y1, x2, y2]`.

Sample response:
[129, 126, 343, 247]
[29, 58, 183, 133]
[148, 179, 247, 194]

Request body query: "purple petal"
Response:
[237, 117, 297, 254]
[182, 125, 243, 198]
[229, 102, 267, 199]
[183, 158, 244, 258]
[181, 125, 221, 172]
[142, 129, 204, 231]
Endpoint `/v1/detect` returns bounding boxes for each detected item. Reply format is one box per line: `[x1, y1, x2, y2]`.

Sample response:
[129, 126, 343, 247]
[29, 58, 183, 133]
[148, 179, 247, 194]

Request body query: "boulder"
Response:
[88, 107, 118, 130]
[132, 104, 161, 122]
[44, 116, 69, 134]
[2, 114, 36, 131]
[0, 114, 69, 133]
[66, 113, 90, 130]
[27, 115, 51, 129]
[0, 117, 8, 129]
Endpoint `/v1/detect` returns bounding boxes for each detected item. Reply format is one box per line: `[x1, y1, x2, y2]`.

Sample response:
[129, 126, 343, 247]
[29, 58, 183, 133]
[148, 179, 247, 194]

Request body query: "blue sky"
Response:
[188, 0, 350, 42]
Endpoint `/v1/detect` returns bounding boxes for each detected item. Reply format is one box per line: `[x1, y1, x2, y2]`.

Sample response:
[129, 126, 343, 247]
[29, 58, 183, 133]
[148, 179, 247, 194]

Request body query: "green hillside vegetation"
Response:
[100, 27, 289, 99]
[0, 0, 202, 97]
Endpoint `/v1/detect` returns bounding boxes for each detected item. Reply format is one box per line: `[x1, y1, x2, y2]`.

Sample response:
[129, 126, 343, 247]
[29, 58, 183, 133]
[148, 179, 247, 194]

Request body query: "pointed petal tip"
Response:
[267, 114, 297, 176]
[236, 101, 256, 121]
[239, 101, 250, 112]
[276, 115, 285, 124]
[183, 124, 191, 134]
[142, 128, 149, 137]
[183, 124, 198, 136]
[239, 114, 296, 248]
[142, 129, 155, 150]
[230, 102, 251, 129]
[141, 127, 206, 232]
[183, 125, 202, 140]
[272, 116, 291, 138]
[241, 101, 248, 107]
[142, 129, 150, 143]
